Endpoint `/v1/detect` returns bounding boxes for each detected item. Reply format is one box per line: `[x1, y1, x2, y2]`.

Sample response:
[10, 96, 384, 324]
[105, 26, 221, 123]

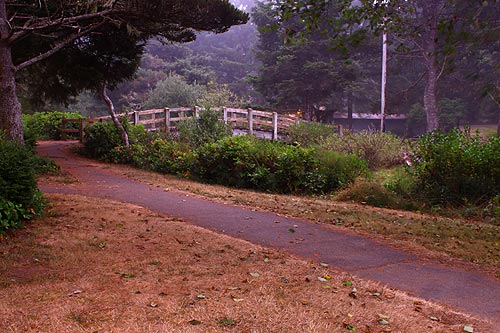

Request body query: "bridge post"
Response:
[133, 111, 139, 125]
[223, 107, 228, 124]
[272, 112, 278, 141]
[193, 106, 200, 118]
[247, 108, 254, 136]
[164, 108, 170, 132]
[79, 118, 85, 142]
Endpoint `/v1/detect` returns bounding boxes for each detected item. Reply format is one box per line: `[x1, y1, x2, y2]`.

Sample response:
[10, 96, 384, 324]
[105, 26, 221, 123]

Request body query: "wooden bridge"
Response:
[62, 107, 300, 141]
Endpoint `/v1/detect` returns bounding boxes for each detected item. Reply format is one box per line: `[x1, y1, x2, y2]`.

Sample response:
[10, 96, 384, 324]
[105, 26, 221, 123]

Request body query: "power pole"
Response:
[380, 30, 387, 132]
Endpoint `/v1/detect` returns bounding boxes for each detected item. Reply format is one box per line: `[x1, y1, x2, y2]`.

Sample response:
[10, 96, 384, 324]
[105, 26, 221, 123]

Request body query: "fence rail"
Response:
[62, 107, 301, 141]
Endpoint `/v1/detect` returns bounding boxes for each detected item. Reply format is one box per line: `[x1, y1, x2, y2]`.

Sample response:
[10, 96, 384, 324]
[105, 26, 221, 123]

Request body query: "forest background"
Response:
[16, 0, 500, 137]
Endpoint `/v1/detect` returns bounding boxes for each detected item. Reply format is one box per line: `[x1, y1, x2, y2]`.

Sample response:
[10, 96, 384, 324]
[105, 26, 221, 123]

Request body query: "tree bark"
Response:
[422, 6, 440, 132]
[347, 89, 353, 131]
[101, 81, 130, 148]
[497, 110, 500, 137]
[0, 1, 24, 143]
[423, 56, 439, 132]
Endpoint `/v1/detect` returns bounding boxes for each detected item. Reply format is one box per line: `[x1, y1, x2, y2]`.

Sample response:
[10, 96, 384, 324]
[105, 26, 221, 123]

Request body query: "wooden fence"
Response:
[62, 107, 301, 141]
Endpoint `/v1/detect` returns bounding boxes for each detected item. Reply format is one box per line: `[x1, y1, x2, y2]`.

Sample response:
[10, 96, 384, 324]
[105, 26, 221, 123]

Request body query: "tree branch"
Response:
[9, 9, 114, 43]
[436, 55, 448, 81]
[15, 20, 106, 71]
[398, 70, 427, 95]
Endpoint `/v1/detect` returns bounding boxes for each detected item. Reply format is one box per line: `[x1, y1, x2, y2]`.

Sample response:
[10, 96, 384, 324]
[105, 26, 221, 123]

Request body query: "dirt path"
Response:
[37, 141, 500, 324]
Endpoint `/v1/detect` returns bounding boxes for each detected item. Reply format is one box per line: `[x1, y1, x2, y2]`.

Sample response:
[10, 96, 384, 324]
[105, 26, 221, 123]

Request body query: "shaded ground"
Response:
[32, 141, 500, 328]
[0, 194, 487, 332]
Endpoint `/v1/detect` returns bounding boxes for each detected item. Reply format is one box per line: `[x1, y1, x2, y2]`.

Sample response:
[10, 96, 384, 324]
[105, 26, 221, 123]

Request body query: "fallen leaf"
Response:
[188, 319, 201, 326]
[378, 314, 390, 319]
[196, 294, 206, 299]
[343, 280, 353, 287]
[67, 290, 82, 297]
[149, 302, 158, 308]
[319, 262, 329, 267]
[121, 273, 135, 279]
[378, 319, 390, 325]
[217, 317, 236, 326]
[463, 326, 474, 333]
[232, 298, 244, 302]
[288, 228, 295, 233]
[249, 272, 260, 278]
[317, 277, 327, 282]
[429, 316, 439, 321]
[343, 323, 356, 331]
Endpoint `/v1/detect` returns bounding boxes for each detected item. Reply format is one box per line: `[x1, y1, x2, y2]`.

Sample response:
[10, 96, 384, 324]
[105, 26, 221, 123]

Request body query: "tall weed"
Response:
[409, 129, 500, 205]
[321, 131, 406, 169]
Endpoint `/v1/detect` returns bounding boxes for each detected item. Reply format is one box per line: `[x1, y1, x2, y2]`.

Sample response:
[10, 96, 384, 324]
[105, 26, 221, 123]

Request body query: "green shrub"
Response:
[83, 120, 147, 163]
[22, 111, 83, 141]
[321, 131, 406, 169]
[130, 137, 193, 176]
[314, 149, 369, 190]
[177, 108, 232, 148]
[410, 129, 500, 205]
[192, 136, 365, 194]
[381, 166, 415, 198]
[285, 121, 338, 147]
[0, 138, 44, 233]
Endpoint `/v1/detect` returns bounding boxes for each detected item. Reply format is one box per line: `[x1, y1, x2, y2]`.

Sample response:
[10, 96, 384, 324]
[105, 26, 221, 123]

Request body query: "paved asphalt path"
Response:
[37, 141, 500, 325]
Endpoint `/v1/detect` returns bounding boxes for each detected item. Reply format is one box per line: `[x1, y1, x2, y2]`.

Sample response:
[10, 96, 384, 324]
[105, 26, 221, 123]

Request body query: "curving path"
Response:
[37, 141, 500, 325]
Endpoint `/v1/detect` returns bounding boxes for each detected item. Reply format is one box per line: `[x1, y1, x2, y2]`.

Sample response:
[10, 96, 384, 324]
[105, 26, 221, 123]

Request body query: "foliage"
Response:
[0, 138, 44, 234]
[142, 74, 204, 109]
[83, 119, 147, 162]
[284, 121, 338, 147]
[321, 131, 406, 169]
[409, 129, 500, 205]
[129, 136, 193, 177]
[22, 111, 84, 141]
[177, 108, 232, 148]
[438, 98, 466, 132]
[197, 82, 245, 109]
[192, 136, 366, 194]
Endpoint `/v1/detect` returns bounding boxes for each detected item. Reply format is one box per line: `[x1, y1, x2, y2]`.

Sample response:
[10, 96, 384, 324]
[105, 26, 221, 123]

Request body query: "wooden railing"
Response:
[62, 107, 301, 142]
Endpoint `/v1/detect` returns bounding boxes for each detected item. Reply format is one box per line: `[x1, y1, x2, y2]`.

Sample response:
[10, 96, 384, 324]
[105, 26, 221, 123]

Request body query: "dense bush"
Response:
[22, 111, 83, 141]
[177, 108, 232, 148]
[130, 137, 193, 176]
[321, 131, 406, 169]
[409, 129, 500, 205]
[192, 136, 367, 194]
[285, 121, 338, 147]
[83, 119, 147, 162]
[0, 138, 44, 234]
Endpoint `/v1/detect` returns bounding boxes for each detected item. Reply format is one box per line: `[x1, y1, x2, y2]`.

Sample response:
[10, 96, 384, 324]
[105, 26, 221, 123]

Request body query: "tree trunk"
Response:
[347, 89, 353, 131]
[423, 57, 439, 132]
[101, 82, 130, 147]
[497, 110, 499, 137]
[0, 1, 24, 143]
[422, 3, 440, 132]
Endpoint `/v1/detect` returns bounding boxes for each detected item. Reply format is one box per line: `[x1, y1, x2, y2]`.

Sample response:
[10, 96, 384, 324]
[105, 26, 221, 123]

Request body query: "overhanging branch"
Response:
[15, 21, 106, 71]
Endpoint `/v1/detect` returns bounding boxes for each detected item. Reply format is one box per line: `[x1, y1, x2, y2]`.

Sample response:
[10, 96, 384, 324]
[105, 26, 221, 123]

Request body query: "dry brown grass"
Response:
[0, 194, 489, 332]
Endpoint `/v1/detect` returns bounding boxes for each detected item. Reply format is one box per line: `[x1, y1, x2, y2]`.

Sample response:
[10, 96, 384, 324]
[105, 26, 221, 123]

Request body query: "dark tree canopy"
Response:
[0, 0, 248, 142]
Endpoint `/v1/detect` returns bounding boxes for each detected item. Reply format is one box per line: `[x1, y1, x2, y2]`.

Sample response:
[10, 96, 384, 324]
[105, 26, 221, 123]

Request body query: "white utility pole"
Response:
[380, 30, 387, 132]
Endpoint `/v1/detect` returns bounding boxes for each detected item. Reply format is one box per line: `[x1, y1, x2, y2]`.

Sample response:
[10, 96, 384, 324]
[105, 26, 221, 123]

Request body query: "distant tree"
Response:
[271, 0, 499, 132]
[0, 0, 248, 143]
[251, 2, 377, 123]
[142, 74, 204, 109]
